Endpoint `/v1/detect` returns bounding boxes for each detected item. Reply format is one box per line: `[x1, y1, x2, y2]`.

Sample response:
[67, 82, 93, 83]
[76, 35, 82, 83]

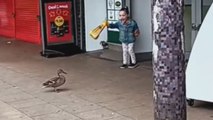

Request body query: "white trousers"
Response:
[122, 43, 136, 64]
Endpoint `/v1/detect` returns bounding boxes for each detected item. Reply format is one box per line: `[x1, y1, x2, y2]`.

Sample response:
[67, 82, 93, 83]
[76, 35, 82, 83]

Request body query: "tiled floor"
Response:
[0, 38, 213, 120]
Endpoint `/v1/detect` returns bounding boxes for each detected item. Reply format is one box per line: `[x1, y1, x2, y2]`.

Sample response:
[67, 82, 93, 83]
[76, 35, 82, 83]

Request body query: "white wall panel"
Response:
[84, 0, 107, 51]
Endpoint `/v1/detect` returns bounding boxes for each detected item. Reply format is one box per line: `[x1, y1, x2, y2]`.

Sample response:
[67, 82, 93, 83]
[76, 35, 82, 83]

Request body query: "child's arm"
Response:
[133, 21, 140, 37]
[107, 21, 119, 29]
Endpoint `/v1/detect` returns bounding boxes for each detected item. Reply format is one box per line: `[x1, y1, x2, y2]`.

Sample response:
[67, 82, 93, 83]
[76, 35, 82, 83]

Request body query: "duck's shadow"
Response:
[43, 88, 71, 93]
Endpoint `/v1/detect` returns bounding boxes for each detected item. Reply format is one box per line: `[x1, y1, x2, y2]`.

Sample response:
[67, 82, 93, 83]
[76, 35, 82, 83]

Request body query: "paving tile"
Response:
[0, 70, 24, 83]
[0, 101, 33, 120]
[99, 93, 145, 111]
[12, 77, 43, 93]
[0, 92, 34, 103]
[60, 102, 101, 114]
[106, 116, 134, 120]
[19, 104, 61, 117]
[49, 95, 102, 114]
[0, 86, 22, 96]
[77, 91, 123, 104]
[0, 108, 21, 117]
[0, 82, 12, 90]
[0, 115, 33, 120]
[76, 108, 120, 120]
[34, 92, 60, 101]
[8, 98, 46, 109]
[0, 80, 5, 85]
[33, 111, 81, 120]
[117, 105, 154, 120]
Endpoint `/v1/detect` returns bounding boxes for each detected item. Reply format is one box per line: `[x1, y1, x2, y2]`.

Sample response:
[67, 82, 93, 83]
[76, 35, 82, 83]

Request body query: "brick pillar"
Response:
[152, 0, 186, 120]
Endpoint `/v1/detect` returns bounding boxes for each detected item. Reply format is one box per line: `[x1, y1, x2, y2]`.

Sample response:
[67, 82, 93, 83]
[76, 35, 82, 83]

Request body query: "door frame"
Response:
[191, 0, 202, 47]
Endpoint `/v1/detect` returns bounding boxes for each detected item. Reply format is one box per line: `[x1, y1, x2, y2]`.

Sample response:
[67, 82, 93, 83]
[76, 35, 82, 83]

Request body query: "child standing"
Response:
[107, 6, 140, 69]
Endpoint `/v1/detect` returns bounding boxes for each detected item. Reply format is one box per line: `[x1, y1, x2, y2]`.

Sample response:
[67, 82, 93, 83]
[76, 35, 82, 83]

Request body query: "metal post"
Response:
[39, 0, 46, 55]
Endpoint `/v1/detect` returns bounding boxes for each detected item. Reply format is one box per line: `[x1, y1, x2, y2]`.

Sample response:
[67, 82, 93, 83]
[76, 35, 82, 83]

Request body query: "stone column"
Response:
[152, 0, 186, 120]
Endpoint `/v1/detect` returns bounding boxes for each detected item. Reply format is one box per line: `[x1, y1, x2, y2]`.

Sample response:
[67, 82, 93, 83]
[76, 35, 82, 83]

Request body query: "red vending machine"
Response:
[40, 0, 81, 57]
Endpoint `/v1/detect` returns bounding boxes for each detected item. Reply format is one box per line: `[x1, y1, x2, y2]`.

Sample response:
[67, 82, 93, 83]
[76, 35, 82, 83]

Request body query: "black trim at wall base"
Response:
[40, 43, 83, 58]
[136, 52, 152, 62]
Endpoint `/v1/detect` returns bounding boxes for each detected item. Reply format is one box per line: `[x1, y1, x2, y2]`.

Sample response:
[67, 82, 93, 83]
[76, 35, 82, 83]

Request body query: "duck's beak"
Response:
[62, 70, 67, 74]
[58, 69, 67, 74]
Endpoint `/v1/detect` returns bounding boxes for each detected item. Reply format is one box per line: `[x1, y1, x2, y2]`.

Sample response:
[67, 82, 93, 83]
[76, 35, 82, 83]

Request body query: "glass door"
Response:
[186, 0, 213, 59]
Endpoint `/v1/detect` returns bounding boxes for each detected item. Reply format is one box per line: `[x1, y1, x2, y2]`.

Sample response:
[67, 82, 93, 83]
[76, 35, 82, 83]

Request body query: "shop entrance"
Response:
[39, 0, 85, 57]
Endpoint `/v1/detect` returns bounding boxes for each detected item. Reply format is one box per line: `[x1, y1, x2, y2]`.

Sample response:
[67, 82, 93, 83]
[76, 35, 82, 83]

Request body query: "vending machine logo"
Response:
[45, 2, 72, 43]
[54, 16, 64, 27]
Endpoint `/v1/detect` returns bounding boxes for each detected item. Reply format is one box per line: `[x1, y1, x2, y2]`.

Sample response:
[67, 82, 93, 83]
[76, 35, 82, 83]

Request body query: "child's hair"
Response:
[120, 6, 129, 15]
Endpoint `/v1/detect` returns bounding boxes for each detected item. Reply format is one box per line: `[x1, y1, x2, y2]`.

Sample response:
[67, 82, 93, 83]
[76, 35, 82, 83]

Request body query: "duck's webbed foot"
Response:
[54, 88, 59, 93]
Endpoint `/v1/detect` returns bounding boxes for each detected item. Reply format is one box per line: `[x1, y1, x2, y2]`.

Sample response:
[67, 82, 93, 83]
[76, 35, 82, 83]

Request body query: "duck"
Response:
[42, 69, 67, 92]
[100, 41, 109, 49]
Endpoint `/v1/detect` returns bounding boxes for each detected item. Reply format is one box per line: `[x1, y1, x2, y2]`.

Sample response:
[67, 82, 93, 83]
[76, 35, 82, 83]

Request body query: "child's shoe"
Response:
[120, 64, 128, 69]
[128, 63, 138, 68]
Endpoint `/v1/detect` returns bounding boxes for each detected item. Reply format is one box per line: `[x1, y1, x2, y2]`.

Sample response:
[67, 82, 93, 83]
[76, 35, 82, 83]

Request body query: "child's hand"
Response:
[134, 30, 140, 37]
[103, 20, 109, 27]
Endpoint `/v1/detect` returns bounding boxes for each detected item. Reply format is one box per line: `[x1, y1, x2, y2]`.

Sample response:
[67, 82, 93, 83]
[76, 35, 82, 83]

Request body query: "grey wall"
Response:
[132, 0, 152, 53]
